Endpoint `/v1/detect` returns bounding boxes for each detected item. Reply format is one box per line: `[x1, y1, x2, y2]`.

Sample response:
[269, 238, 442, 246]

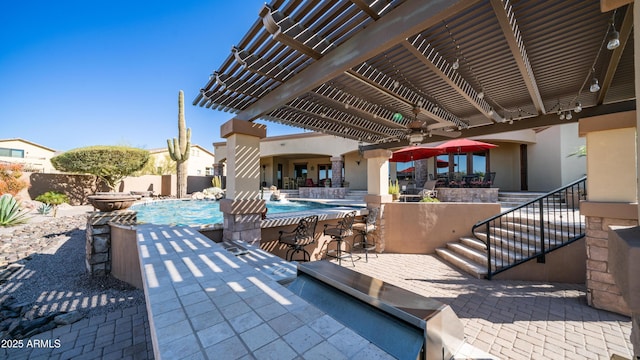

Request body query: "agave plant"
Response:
[0, 194, 31, 227]
[37, 203, 52, 215]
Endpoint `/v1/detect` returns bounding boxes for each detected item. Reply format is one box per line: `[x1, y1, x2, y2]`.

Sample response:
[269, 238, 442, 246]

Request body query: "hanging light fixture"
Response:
[452, 58, 460, 70]
[477, 91, 484, 99]
[607, 30, 620, 50]
[566, 111, 573, 120]
[574, 102, 582, 113]
[559, 112, 565, 120]
[590, 77, 600, 93]
[607, 12, 620, 50]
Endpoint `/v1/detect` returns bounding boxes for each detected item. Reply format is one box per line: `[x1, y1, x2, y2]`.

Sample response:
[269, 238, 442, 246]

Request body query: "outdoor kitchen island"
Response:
[134, 223, 467, 359]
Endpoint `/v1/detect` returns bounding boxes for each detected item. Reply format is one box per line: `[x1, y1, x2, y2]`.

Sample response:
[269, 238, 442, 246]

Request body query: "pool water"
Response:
[131, 199, 333, 226]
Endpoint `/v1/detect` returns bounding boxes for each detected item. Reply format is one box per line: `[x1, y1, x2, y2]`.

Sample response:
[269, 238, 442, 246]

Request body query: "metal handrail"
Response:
[472, 176, 587, 279]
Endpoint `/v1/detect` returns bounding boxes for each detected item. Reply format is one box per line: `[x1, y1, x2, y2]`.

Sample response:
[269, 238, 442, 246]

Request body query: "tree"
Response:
[51, 146, 150, 192]
[167, 90, 191, 198]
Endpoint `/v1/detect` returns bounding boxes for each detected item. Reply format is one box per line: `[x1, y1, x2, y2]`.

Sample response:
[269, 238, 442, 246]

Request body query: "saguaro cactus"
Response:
[167, 90, 191, 198]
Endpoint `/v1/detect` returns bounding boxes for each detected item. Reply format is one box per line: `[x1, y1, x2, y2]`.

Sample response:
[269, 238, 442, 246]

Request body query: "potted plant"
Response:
[389, 179, 400, 201]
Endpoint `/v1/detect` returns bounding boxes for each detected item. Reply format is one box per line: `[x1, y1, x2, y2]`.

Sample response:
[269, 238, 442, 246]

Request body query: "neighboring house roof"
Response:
[0, 138, 56, 153]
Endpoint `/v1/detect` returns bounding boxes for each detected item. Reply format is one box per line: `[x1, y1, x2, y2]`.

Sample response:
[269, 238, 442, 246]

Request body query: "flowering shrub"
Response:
[0, 163, 28, 196]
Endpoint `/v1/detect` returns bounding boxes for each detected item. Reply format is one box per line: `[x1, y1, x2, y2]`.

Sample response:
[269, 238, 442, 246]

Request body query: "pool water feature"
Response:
[131, 199, 335, 226]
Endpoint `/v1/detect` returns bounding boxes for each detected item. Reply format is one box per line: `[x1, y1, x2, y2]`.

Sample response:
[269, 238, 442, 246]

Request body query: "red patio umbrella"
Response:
[398, 166, 415, 174]
[389, 146, 443, 163]
[435, 139, 497, 173]
[434, 139, 498, 153]
[436, 159, 449, 168]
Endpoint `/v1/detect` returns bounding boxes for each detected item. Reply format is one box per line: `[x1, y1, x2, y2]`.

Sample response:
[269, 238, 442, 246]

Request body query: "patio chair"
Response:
[324, 211, 356, 266]
[352, 208, 379, 262]
[278, 215, 319, 262]
[419, 180, 438, 199]
[482, 172, 496, 187]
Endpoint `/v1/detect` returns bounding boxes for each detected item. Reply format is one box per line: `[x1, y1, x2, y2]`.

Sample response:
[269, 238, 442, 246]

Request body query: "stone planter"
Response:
[88, 193, 139, 212]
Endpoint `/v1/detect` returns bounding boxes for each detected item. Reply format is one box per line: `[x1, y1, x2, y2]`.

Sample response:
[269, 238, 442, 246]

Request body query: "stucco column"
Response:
[363, 149, 393, 253]
[219, 119, 266, 245]
[330, 156, 343, 187]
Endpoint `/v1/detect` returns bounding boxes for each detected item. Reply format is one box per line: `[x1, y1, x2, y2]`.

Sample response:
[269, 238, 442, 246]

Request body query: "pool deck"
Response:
[2, 200, 634, 359]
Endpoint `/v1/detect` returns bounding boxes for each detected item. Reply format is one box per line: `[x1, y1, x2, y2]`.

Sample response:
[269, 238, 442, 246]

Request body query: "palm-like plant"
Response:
[0, 194, 31, 227]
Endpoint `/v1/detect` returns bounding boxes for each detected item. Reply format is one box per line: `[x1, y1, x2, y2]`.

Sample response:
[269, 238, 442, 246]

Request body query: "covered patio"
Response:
[193, 0, 640, 357]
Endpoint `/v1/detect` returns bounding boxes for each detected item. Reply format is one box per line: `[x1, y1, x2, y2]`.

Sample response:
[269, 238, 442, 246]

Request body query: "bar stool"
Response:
[352, 208, 379, 262]
[278, 215, 318, 262]
[323, 211, 356, 266]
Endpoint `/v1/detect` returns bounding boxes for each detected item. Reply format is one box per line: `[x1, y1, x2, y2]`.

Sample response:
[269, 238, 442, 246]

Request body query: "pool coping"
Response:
[131, 197, 368, 230]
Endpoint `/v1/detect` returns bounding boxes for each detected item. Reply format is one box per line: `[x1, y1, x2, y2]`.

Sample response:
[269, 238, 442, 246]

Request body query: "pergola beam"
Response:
[233, 0, 482, 122]
[403, 37, 505, 123]
[490, 0, 546, 114]
[598, 3, 634, 105]
[312, 84, 407, 129]
[361, 100, 636, 150]
[346, 64, 468, 128]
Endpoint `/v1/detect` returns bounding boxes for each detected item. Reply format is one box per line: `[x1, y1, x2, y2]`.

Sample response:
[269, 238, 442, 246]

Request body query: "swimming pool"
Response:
[131, 199, 335, 226]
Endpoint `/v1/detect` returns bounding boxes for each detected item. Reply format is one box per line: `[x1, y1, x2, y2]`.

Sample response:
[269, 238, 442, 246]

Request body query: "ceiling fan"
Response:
[380, 106, 461, 145]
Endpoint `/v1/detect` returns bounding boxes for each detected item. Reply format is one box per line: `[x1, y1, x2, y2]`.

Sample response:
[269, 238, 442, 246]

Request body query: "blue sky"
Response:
[0, 0, 300, 152]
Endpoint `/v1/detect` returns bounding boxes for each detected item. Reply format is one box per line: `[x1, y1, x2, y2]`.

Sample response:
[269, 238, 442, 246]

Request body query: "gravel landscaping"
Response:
[0, 207, 146, 339]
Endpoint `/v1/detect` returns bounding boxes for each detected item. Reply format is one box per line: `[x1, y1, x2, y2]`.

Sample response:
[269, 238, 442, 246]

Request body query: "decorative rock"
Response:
[54, 311, 84, 325]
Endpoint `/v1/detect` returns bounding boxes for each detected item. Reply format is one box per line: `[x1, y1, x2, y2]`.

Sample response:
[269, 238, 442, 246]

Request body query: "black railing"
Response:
[472, 176, 587, 279]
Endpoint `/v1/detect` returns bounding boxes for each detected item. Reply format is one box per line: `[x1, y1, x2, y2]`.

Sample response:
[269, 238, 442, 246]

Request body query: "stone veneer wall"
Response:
[436, 187, 499, 203]
[372, 204, 385, 253]
[86, 211, 137, 276]
[585, 215, 637, 316]
[223, 213, 262, 245]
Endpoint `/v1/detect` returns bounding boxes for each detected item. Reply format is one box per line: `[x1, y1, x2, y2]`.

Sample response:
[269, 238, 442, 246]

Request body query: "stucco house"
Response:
[213, 123, 585, 192]
[148, 144, 216, 176]
[0, 138, 57, 173]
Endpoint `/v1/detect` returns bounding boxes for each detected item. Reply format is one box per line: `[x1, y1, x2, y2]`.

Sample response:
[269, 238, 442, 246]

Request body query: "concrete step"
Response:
[435, 248, 487, 279]
[459, 237, 486, 252]
[447, 242, 487, 265]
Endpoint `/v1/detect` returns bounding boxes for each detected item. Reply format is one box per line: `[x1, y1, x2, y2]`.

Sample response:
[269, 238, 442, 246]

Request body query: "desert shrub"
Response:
[35, 191, 69, 205]
[51, 146, 149, 191]
[0, 163, 28, 196]
[0, 194, 30, 226]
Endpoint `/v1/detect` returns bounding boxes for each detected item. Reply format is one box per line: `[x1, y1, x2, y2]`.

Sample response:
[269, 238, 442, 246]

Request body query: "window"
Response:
[318, 164, 332, 182]
[0, 148, 24, 158]
[205, 167, 214, 176]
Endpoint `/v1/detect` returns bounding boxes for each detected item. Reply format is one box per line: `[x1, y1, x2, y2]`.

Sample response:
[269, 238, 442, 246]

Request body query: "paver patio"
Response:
[339, 253, 633, 359]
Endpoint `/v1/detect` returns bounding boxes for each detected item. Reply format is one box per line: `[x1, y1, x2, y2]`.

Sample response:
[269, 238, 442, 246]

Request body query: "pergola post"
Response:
[219, 119, 267, 245]
[363, 149, 393, 253]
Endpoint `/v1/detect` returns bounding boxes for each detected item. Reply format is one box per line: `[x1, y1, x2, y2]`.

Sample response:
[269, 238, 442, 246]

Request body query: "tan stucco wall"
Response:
[586, 127, 637, 202]
[383, 202, 501, 254]
[217, 133, 366, 189]
[493, 238, 586, 283]
[524, 124, 586, 191]
[489, 142, 521, 191]
[260, 133, 360, 157]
